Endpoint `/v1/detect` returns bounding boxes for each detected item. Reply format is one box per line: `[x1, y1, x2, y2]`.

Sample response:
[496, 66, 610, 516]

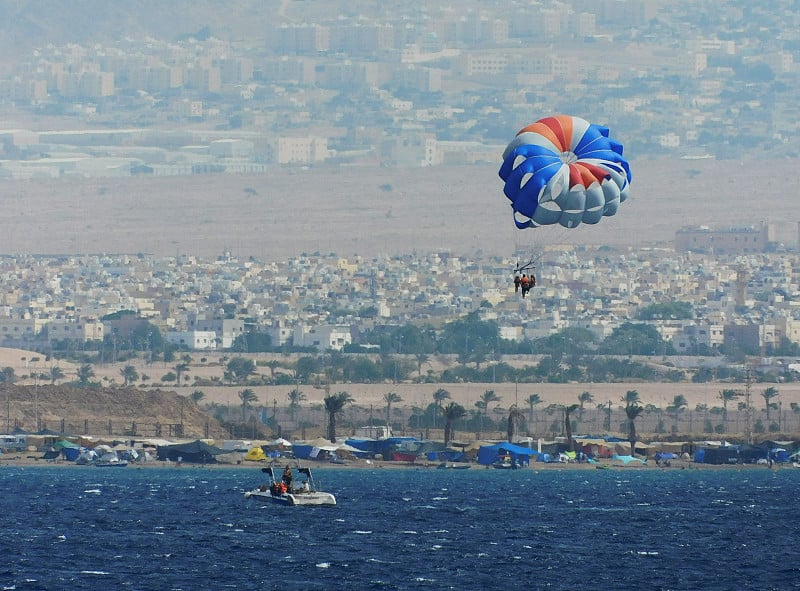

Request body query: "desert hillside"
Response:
[0, 384, 227, 440]
[4, 344, 800, 441]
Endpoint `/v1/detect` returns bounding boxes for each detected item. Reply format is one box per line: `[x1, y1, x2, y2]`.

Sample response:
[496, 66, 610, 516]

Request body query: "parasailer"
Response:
[514, 259, 536, 296]
[499, 114, 631, 295]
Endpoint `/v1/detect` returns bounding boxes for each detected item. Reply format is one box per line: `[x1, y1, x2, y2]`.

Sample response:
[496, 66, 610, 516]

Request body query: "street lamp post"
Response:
[34, 375, 39, 432]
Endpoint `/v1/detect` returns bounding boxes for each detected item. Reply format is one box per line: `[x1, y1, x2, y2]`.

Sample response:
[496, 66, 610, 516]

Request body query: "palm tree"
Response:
[76, 364, 94, 386]
[0, 366, 14, 384]
[409, 405, 424, 430]
[625, 403, 644, 458]
[227, 357, 256, 384]
[383, 391, 402, 425]
[719, 389, 740, 426]
[264, 360, 283, 381]
[324, 391, 353, 443]
[432, 388, 451, 428]
[120, 365, 139, 387]
[174, 362, 190, 387]
[666, 394, 688, 433]
[563, 403, 579, 451]
[476, 389, 501, 432]
[441, 402, 466, 447]
[599, 400, 613, 432]
[238, 388, 258, 422]
[695, 402, 709, 433]
[622, 390, 640, 406]
[506, 405, 526, 443]
[577, 391, 594, 422]
[190, 390, 205, 405]
[761, 386, 779, 420]
[415, 353, 429, 377]
[525, 394, 543, 430]
[49, 366, 64, 385]
[287, 388, 306, 422]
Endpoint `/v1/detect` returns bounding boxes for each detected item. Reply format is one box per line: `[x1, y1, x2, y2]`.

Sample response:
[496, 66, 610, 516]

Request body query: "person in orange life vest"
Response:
[520, 274, 530, 297]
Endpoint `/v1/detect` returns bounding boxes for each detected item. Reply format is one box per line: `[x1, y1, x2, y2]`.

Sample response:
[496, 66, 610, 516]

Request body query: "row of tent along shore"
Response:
[9, 431, 800, 466]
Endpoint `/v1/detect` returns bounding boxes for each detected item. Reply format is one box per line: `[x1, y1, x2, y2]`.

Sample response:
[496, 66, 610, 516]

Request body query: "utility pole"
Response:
[744, 366, 752, 445]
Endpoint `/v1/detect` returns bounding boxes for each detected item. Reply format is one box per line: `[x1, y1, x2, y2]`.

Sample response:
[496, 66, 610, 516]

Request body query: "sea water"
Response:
[0, 465, 798, 590]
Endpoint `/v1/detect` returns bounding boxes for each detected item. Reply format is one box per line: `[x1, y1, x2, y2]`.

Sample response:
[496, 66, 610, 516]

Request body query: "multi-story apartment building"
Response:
[675, 224, 776, 255]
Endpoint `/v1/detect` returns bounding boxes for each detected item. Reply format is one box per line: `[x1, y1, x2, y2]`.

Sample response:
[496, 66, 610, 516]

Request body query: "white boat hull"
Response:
[244, 488, 336, 506]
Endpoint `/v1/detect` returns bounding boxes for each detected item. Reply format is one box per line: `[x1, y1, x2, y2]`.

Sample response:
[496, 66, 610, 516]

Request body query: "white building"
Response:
[166, 330, 218, 350]
[266, 320, 293, 347]
[292, 324, 352, 351]
[188, 317, 244, 349]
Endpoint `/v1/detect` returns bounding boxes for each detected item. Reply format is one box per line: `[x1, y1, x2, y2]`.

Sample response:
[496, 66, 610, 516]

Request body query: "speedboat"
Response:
[492, 458, 521, 469]
[244, 466, 336, 506]
[437, 462, 470, 470]
[95, 459, 128, 467]
[94, 452, 128, 467]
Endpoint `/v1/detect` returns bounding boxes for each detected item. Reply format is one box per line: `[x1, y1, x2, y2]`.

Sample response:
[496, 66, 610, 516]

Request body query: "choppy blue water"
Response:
[1, 465, 798, 591]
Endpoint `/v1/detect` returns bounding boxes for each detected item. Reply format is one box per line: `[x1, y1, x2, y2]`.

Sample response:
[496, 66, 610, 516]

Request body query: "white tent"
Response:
[305, 437, 361, 458]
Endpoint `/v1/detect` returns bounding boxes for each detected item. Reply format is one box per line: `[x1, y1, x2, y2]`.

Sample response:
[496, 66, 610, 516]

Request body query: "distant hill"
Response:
[1, 384, 227, 440]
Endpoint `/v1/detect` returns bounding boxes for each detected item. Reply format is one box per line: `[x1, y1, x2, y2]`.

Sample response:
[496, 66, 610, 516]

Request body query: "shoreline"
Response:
[0, 454, 786, 472]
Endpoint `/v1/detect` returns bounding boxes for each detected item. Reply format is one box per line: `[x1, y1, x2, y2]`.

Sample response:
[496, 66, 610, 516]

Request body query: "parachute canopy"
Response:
[499, 115, 631, 230]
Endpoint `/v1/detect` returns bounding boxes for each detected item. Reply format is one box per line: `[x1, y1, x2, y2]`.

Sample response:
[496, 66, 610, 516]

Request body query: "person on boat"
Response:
[282, 466, 293, 492]
[513, 274, 521, 293]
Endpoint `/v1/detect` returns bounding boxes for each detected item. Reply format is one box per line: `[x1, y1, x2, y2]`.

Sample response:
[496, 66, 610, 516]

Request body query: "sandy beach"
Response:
[0, 451, 788, 474]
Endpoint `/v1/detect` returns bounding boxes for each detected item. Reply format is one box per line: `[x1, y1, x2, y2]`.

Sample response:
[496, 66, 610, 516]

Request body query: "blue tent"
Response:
[769, 448, 789, 463]
[156, 440, 226, 463]
[695, 446, 738, 464]
[426, 450, 466, 462]
[477, 442, 539, 466]
[345, 437, 418, 458]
